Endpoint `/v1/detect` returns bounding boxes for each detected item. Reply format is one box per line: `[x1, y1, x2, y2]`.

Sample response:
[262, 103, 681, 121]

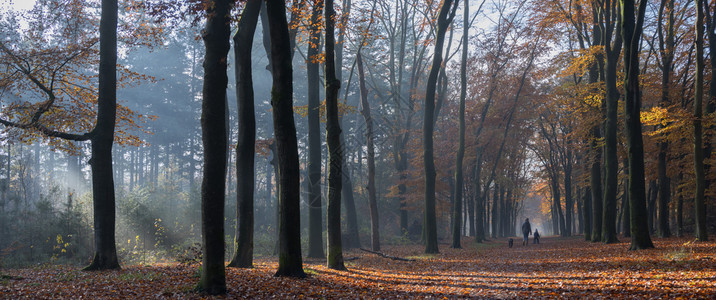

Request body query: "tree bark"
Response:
[452, 0, 468, 249]
[622, 158, 631, 237]
[325, 0, 345, 270]
[266, 0, 306, 278]
[336, 0, 361, 250]
[656, 0, 674, 238]
[228, 0, 261, 269]
[423, 0, 456, 254]
[600, 0, 622, 245]
[694, 0, 708, 242]
[306, 0, 324, 259]
[357, 52, 379, 252]
[83, 0, 120, 272]
[622, 0, 654, 250]
[196, 0, 232, 293]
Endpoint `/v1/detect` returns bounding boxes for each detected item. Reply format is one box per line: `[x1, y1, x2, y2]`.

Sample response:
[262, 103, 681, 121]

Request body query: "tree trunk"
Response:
[583, 186, 592, 240]
[341, 162, 360, 248]
[452, 0, 468, 249]
[196, 0, 232, 293]
[492, 184, 499, 238]
[622, 159, 631, 237]
[577, 186, 584, 234]
[266, 0, 306, 278]
[228, 0, 261, 269]
[336, 0, 360, 250]
[357, 52, 379, 252]
[622, 0, 654, 250]
[656, 0, 674, 238]
[563, 150, 573, 236]
[694, 0, 708, 242]
[473, 154, 485, 242]
[600, 0, 622, 245]
[83, 0, 120, 272]
[423, 0, 455, 254]
[676, 172, 683, 237]
[306, 0, 324, 259]
[325, 0, 345, 270]
[647, 181, 657, 234]
[590, 126, 603, 242]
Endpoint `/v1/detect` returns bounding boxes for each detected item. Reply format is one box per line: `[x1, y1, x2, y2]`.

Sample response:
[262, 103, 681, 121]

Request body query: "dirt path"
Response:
[2, 236, 715, 298]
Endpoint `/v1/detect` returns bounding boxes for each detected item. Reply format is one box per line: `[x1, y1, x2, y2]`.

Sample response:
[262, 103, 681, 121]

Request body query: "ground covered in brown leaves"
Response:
[2, 236, 716, 299]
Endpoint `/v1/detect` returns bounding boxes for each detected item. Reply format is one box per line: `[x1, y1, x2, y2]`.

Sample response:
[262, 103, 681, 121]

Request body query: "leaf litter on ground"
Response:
[1, 236, 715, 299]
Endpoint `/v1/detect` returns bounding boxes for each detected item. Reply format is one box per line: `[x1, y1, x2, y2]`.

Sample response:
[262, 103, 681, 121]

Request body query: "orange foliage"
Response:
[0, 0, 161, 152]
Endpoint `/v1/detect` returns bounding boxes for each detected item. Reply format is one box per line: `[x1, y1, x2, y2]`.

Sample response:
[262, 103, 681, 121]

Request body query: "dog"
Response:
[508, 238, 514, 248]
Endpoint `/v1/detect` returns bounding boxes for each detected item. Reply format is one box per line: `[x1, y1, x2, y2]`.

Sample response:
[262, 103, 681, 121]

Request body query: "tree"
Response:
[306, 0, 324, 259]
[228, 0, 261, 269]
[0, 0, 123, 271]
[423, 0, 455, 254]
[336, 0, 361, 250]
[423, 0, 458, 254]
[598, 0, 622, 245]
[620, 0, 653, 250]
[85, 0, 121, 271]
[655, 0, 675, 238]
[324, 0, 345, 270]
[451, 0, 469, 249]
[266, 0, 306, 278]
[197, 0, 233, 294]
[693, 0, 707, 242]
[589, 55, 604, 242]
[357, 51, 379, 251]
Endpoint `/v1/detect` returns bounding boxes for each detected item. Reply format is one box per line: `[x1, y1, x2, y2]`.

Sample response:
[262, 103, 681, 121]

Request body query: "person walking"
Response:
[521, 218, 532, 246]
[533, 228, 540, 244]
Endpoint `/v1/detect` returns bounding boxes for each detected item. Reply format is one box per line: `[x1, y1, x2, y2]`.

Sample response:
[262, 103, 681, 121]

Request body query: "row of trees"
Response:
[533, 0, 714, 248]
[1, 0, 714, 296]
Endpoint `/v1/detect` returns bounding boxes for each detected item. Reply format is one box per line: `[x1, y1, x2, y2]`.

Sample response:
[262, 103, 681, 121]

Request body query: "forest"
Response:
[0, 0, 715, 298]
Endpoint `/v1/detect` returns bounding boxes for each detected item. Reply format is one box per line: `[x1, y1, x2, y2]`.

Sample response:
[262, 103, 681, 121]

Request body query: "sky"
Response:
[2, 0, 35, 12]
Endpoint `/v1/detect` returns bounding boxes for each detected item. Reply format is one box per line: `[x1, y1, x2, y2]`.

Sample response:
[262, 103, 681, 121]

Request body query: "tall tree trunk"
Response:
[423, 0, 456, 254]
[622, 0, 654, 250]
[266, 0, 305, 278]
[83, 0, 120, 272]
[601, 0, 622, 245]
[196, 0, 232, 294]
[228, 0, 261, 269]
[336, 0, 360, 250]
[357, 52, 379, 252]
[589, 2, 604, 243]
[656, 0, 674, 238]
[306, 0, 324, 259]
[325, 0, 345, 270]
[452, 0, 468, 249]
[694, 0, 708, 242]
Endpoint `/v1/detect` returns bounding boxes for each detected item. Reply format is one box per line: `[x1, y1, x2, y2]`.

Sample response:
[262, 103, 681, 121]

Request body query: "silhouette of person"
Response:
[521, 218, 531, 246]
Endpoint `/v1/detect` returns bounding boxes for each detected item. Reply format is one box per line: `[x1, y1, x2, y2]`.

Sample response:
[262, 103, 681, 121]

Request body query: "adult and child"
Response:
[518, 218, 540, 246]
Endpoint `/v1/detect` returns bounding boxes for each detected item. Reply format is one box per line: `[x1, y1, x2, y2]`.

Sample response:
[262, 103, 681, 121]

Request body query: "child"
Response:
[533, 229, 540, 244]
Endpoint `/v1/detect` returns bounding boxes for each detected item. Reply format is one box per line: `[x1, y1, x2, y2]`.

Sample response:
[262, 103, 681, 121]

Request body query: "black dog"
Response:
[508, 238, 514, 248]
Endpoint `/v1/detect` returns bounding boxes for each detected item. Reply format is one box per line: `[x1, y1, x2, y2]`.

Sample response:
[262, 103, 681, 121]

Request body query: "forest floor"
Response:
[2, 235, 716, 299]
